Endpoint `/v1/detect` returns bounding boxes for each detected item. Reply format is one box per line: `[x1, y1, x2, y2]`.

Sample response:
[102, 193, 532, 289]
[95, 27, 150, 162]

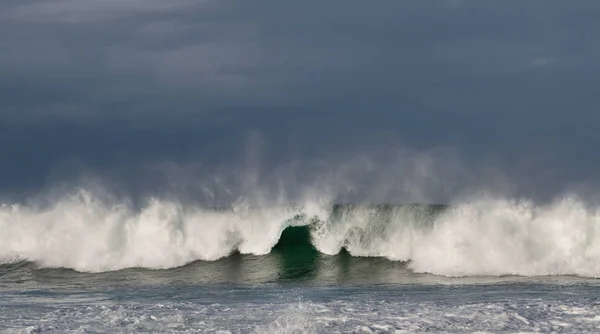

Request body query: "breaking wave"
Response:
[2, 190, 600, 277]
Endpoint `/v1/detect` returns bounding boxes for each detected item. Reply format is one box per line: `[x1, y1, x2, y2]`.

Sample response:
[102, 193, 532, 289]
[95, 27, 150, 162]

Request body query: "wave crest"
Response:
[2, 191, 600, 277]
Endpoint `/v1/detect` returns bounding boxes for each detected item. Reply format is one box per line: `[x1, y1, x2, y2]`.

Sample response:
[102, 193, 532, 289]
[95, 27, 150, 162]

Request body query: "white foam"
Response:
[3, 296, 600, 333]
[310, 196, 600, 277]
[408, 196, 600, 277]
[4, 189, 600, 277]
[0, 190, 315, 272]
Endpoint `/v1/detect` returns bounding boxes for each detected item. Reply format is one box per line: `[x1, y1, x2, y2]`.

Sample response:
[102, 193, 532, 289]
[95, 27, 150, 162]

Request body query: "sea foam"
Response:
[2, 190, 600, 277]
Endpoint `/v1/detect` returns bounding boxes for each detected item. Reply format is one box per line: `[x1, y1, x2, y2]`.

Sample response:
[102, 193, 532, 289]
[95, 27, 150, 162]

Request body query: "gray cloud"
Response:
[1, 0, 600, 201]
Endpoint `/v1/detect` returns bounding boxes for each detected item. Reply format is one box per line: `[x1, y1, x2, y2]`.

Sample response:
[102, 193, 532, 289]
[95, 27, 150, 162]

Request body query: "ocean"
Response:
[2, 192, 600, 333]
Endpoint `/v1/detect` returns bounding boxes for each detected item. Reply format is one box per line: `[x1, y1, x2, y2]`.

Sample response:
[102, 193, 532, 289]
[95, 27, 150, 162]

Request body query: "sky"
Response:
[1, 0, 600, 204]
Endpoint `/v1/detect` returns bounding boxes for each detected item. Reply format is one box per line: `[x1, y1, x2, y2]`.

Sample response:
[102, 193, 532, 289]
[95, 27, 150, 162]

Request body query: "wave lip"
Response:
[2, 192, 600, 278]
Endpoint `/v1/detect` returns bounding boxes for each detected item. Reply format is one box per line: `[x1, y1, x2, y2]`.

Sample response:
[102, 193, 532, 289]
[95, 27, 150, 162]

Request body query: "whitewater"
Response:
[3, 189, 600, 333]
[2, 189, 600, 277]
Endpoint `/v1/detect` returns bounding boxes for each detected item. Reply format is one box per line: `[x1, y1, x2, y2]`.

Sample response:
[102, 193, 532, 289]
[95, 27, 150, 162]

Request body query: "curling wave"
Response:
[1, 191, 600, 277]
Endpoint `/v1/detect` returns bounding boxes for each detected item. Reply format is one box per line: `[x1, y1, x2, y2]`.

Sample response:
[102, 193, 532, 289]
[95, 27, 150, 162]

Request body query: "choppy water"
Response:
[2, 271, 600, 333]
[3, 193, 600, 332]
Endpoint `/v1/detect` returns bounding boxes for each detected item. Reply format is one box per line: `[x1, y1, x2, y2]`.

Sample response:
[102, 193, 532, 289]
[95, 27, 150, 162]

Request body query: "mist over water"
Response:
[2, 125, 600, 334]
[2, 150, 600, 332]
[2, 135, 598, 334]
[3, 142, 600, 278]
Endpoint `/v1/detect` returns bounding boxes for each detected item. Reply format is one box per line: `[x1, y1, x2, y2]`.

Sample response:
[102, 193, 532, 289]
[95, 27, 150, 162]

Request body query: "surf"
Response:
[2, 190, 600, 278]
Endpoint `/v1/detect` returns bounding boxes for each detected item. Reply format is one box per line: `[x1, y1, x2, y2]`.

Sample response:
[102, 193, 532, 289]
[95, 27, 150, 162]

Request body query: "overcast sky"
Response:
[1, 0, 599, 204]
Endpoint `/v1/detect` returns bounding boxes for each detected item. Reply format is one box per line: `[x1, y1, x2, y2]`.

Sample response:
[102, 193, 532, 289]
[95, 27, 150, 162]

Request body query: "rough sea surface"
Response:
[2, 195, 600, 333]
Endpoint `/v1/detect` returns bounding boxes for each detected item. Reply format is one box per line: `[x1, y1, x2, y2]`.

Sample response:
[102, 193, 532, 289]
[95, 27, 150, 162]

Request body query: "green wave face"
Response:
[267, 204, 448, 281]
[272, 225, 319, 281]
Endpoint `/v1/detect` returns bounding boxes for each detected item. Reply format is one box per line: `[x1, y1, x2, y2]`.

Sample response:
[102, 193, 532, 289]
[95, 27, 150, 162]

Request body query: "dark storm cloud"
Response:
[1, 0, 600, 201]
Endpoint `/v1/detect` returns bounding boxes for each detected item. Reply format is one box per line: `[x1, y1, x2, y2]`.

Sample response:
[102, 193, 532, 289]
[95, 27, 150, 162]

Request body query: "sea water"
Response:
[2, 191, 600, 333]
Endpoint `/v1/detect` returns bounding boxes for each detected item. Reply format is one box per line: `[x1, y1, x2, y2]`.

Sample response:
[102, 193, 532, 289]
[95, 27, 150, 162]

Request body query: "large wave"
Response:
[1, 190, 600, 277]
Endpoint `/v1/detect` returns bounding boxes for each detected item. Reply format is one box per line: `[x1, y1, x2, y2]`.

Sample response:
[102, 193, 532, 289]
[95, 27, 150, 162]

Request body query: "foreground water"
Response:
[1, 262, 600, 333]
[3, 197, 600, 332]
